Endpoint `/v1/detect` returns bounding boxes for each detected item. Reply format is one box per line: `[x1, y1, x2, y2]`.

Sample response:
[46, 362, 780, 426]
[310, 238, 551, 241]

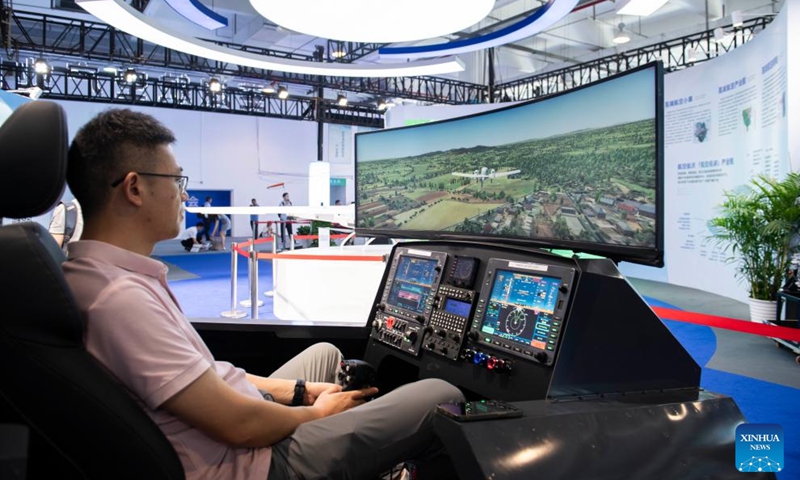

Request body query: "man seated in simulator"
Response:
[62, 109, 464, 480]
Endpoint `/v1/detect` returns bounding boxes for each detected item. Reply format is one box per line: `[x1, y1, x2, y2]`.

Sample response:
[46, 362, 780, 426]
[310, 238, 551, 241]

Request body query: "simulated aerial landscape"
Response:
[357, 119, 657, 248]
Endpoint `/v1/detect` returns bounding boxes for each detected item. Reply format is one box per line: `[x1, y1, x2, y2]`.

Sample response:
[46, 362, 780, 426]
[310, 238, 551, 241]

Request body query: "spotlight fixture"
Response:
[124, 67, 139, 84]
[262, 82, 276, 94]
[328, 40, 347, 59]
[731, 10, 743, 28]
[377, 99, 386, 110]
[336, 94, 348, 106]
[613, 23, 631, 44]
[208, 77, 222, 93]
[102, 65, 118, 74]
[33, 58, 50, 75]
[277, 86, 289, 99]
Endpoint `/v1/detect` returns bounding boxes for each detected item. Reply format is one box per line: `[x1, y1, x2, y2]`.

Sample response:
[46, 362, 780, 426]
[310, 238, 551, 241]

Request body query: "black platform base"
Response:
[434, 389, 776, 480]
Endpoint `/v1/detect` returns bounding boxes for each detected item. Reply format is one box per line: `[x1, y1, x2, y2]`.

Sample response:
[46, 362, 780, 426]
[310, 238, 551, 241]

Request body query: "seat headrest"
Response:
[0, 101, 68, 219]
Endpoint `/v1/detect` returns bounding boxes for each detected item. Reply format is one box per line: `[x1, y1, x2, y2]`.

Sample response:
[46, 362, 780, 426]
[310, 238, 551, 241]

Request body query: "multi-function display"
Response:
[480, 270, 561, 350]
[386, 255, 439, 314]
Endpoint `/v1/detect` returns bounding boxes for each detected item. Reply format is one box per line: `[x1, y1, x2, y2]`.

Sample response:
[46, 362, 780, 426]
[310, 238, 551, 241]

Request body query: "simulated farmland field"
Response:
[357, 119, 657, 248]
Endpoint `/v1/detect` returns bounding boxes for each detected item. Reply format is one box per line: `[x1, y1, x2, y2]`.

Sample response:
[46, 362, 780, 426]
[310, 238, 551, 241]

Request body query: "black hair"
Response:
[67, 108, 176, 219]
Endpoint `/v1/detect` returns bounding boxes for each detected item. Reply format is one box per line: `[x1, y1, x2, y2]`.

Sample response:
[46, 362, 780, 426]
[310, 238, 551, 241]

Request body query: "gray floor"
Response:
[628, 278, 800, 389]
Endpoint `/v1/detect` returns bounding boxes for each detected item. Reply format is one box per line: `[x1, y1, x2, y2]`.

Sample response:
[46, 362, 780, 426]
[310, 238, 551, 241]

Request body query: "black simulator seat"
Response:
[0, 101, 184, 480]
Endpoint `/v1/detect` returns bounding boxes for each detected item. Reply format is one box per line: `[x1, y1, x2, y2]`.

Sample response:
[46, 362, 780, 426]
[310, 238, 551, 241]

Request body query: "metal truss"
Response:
[0, 61, 384, 127]
[496, 16, 775, 102]
[1, 8, 485, 104]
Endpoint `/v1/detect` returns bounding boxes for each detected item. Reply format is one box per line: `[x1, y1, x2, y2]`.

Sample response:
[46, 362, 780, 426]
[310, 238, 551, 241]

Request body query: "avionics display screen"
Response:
[480, 269, 561, 350]
[355, 63, 664, 266]
[444, 298, 472, 317]
[386, 255, 438, 314]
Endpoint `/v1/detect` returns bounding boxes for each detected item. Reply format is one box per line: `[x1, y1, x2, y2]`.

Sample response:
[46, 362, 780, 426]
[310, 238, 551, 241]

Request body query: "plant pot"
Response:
[748, 298, 777, 324]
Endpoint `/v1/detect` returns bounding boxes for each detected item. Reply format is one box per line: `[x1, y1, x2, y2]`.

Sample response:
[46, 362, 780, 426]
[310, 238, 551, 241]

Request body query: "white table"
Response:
[272, 244, 392, 323]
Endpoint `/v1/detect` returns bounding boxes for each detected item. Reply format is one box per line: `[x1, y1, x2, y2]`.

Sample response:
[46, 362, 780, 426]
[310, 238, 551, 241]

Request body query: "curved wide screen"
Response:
[355, 63, 664, 266]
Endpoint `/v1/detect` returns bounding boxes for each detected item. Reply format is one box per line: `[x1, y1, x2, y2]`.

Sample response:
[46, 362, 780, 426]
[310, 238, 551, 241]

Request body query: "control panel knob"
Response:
[376, 303, 386, 311]
[486, 356, 502, 371]
[467, 330, 479, 342]
[452, 334, 461, 342]
[472, 351, 487, 366]
[434, 265, 442, 272]
[534, 352, 549, 364]
[423, 326, 434, 335]
[502, 359, 513, 374]
[461, 349, 475, 361]
[436, 329, 447, 338]
[440, 346, 449, 355]
[427, 342, 437, 350]
[415, 314, 426, 323]
[406, 331, 418, 343]
[559, 285, 568, 294]
[372, 318, 382, 331]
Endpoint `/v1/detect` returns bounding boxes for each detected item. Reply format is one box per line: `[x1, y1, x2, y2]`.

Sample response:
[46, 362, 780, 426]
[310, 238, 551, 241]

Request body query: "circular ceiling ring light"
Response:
[379, 0, 580, 60]
[249, 0, 495, 43]
[76, 0, 464, 77]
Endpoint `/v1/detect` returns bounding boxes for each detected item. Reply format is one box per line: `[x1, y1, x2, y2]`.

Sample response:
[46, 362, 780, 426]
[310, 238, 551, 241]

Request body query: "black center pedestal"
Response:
[433, 390, 776, 480]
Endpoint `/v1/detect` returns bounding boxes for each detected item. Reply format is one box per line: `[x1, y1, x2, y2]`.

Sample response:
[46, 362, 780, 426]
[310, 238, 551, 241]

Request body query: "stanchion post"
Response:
[265, 222, 277, 298]
[221, 242, 246, 319]
[240, 224, 264, 313]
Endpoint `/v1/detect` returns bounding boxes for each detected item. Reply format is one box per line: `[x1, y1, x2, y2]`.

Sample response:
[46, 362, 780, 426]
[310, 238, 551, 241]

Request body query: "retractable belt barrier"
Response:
[653, 306, 800, 343]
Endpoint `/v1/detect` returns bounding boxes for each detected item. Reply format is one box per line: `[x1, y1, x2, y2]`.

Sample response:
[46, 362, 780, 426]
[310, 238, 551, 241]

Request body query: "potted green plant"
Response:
[295, 225, 312, 249]
[707, 173, 800, 322]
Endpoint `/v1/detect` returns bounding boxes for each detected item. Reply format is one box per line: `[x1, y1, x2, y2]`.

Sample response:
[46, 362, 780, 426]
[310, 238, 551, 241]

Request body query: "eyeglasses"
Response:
[111, 172, 189, 192]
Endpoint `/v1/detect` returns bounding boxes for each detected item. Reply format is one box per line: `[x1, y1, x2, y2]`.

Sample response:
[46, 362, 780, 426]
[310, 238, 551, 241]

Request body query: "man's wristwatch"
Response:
[291, 379, 306, 406]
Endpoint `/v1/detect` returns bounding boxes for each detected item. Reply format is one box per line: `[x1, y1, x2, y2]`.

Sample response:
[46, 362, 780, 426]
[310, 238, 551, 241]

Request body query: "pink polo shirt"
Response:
[64, 240, 271, 480]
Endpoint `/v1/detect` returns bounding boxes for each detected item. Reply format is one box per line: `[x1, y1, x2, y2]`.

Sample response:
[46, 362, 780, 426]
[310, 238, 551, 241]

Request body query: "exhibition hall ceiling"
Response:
[12, 0, 784, 85]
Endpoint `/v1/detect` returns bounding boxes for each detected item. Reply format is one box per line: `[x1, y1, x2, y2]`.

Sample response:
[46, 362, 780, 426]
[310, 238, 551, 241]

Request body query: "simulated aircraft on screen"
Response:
[452, 167, 521, 187]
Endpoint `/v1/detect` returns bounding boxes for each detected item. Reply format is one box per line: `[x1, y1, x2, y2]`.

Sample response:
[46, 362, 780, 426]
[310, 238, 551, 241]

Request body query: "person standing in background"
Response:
[49, 198, 84, 253]
[250, 198, 260, 237]
[200, 196, 213, 242]
[210, 213, 231, 251]
[278, 192, 293, 250]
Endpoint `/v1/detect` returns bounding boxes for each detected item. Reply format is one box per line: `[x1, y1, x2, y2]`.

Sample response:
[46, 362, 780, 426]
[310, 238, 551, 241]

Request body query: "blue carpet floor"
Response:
[158, 253, 276, 319]
[157, 253, 799, 477]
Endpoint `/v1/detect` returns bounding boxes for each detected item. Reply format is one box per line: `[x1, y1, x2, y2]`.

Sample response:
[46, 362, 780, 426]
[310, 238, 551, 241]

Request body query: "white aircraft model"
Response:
[452, 166, 521, 187]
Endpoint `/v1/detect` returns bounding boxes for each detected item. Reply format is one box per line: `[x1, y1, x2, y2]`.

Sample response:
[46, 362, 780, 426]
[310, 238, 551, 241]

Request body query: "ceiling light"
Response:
[102, 65, 118, 74]
[261, 83, 276, 94]
[124, 67, 138, 84]
[249, 0, 493, 43]
[336, 94, 347, 106]
[613, 23, 631, 44]
[164, 0, 228, 30]
[616, 0, 669, 17]
[33, 58, 50, 75]
[76, 0, 465, 77]
[713, 27, 726, 43]
[731, 10, 743, 28]
[277, 86, 289, 99]
[208, 77, 222, 93]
